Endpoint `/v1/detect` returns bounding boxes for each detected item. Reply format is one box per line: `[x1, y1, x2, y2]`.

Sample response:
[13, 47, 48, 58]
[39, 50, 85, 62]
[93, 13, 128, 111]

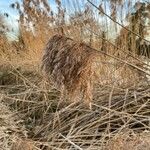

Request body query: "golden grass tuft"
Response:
[41, 34, 105, 107]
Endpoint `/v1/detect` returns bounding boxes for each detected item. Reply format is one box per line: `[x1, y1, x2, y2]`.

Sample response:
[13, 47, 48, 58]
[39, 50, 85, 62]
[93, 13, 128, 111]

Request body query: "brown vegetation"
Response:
[41, 34, 106, 108]
[0, 0, 150, 149]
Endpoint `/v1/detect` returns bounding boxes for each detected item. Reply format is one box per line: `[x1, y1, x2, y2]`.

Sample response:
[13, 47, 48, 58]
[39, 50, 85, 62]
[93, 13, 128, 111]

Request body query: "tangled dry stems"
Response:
[0, 64, 149, 149]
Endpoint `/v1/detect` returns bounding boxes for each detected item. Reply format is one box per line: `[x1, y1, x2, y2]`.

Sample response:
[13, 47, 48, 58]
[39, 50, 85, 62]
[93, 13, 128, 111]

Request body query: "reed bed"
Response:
[0, 0, 150, 149]
[0, 65, 149, 149]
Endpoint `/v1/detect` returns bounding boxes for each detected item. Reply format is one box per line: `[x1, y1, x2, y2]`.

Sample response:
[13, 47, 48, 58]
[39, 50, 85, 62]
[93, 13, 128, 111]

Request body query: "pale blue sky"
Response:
[0, 0, 19, 19]
[0, 0, 57, 40]
[0, 0, 19, 40]
[0, 0, 58, 21]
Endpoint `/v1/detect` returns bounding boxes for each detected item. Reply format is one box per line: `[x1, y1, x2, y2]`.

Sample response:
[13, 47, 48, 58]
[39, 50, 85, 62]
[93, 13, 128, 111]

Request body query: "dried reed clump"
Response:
[41, 34, 102, 107]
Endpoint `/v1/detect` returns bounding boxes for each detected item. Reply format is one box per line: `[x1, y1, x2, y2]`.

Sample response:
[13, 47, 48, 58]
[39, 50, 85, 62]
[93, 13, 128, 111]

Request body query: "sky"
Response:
[0, 0, 20, 40]
[0, 0, 19, 24]
[0, 0, 57, 40]
[0, 0, 58, 18]
[0, 0, 19, 15]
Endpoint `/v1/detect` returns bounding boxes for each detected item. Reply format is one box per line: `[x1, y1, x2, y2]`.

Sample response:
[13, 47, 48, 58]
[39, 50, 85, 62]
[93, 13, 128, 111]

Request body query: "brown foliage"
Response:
[41, 34, 102, 107]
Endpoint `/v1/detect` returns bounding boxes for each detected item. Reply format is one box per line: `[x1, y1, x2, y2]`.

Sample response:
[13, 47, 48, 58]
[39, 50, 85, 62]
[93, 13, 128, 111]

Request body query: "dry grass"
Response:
[0, 101, 27, 150]
[0, 33, 149, 150]
[0, 64, 149, 149]
[41, 34, 106, 108]
[105, 131, 150, 150]
[0, 0, 150, 149]
[0, 34, 149, 150]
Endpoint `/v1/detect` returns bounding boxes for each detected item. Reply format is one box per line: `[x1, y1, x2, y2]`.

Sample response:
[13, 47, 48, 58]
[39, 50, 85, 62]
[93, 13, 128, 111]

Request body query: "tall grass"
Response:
[0, 0, 150, 149]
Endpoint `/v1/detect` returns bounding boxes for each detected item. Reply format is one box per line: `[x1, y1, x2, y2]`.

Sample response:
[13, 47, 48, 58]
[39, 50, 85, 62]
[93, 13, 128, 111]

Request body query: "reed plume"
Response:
[41, 34, 102, 108]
